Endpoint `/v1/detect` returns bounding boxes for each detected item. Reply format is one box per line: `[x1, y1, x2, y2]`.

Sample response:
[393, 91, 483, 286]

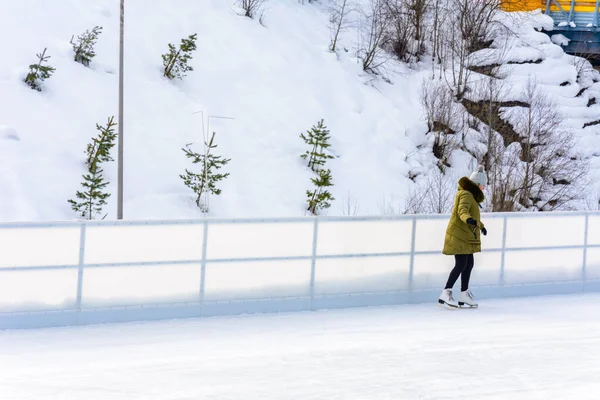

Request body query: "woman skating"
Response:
[438, 167, 487, 309]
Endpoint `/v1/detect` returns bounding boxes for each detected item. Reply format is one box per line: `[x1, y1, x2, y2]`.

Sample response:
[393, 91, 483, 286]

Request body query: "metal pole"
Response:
[407, 216, 417, 298]
[199, 220, 209, 317]
[500, 216, 508, 286]
[76, 224, 87, 323]
[117, 0, 125, 219]
[582, 214, 589, 291]
[567, 0, 575, 25]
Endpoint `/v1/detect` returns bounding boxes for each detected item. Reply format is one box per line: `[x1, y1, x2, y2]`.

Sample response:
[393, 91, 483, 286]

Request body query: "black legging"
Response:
[444, 254, 474, 292]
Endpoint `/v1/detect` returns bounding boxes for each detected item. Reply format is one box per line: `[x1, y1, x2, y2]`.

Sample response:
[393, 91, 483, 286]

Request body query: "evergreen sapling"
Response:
[24, 48, 55, 91]
[300, 119, 335, 215]
[307, 168, 335, 215]
[68, 117, 118, 220]
[162, 34, 198, 79]
[180, 131, 231, 213]
[71, 26, 103, 66]
[300, 119, 334, 172]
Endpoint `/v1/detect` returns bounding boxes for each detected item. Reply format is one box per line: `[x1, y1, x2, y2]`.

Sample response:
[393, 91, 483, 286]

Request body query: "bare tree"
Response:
[480, 79, 588, 212]
[514, 78, 588, 210]
[383, 0, 430, 62]
[420, 77, 464, 168]
[239, 0, 265, 18]
[436, 0, 500, 99]
[358, 0, 393, 72]
[430, 0, 444, 76]
[404, 168, 456, 214]
[339, 192, 360, 215]
[378, 195, 403, 215]
[329, 0, 353, 53]
[469, 76, 519, 212]
[454, 0, 500, 53]
[486, 132, 522, 211]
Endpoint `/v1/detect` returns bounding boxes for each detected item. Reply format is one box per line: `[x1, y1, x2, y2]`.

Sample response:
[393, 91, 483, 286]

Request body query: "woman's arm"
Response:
[457, 191, 473, 224]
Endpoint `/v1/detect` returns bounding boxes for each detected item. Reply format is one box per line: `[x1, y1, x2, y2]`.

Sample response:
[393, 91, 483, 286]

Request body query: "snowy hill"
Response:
[0, 1, 598, 222]
[0, 0, 435, 221]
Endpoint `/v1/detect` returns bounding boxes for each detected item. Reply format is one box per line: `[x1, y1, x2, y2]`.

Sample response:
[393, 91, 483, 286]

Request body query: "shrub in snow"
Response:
[162, 34, 198, 80]
[358, 0, 392, 73]
[404, 169, 455, 214]
[420, 78, 461, 169]
[329, 0, 352, 53]
[71, 26, 103, 66]
[239, 0, 265, 18]
[68, 117, 117, 220]
[503, 79, 588, 211]
[300, 119, 335, 215]
[476, 78, 589, 212]
[180, 132, 230, 213]
[24, 48, 55, 92]
[339, 192, 360, 216]
[383, 0, 429, 62]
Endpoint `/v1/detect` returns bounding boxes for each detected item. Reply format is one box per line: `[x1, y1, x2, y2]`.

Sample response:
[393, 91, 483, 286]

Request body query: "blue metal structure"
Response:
[544, 0, 600, 57]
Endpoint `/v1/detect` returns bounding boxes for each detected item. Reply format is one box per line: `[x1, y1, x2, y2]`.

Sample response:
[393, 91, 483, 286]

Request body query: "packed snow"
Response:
[1, 293, 599, 399]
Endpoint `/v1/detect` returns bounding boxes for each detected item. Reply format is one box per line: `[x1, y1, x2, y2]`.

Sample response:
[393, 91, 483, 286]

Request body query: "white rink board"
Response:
[82, 264, 202, 307]
[504, 248, 584, 284]
[85, 225, 204, 264]
[316, 220, 412, 255]
[0, 212, 599, 329]
[413, 219, 447, 252]
[314, 256, 410, 295]
[0, 227, 80, 268]
[204, 259, 311, 301]
[0, 269, 77, 311]
[206, 222, 313, 259]
[505, 215, 585, 248]
[586, 215, 600, 245]
[585, 248, 600, 280]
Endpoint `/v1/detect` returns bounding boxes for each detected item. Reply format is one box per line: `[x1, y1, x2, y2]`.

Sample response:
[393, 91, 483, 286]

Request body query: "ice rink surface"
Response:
[1, 293, 599, 399]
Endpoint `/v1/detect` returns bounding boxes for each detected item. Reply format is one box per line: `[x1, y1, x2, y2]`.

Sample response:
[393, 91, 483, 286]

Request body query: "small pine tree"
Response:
[71, 26, 103, 66]
[24, 48, 55, 91]
[162, 34, 198, 80]
[300, 119, 334, 172]
[306, 168, 335, 215]
[68, 117, 118, 220]
[180, 131, 231, 212]
[301, 119, 335, 215]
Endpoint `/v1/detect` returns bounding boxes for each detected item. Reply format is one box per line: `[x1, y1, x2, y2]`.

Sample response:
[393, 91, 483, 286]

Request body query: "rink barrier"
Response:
[1, 211, 600, 329]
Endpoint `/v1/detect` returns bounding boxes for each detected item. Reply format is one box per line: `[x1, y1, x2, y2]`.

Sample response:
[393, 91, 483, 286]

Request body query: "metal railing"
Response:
[0, 211, 599, 329]
[546, 0, 600, 27]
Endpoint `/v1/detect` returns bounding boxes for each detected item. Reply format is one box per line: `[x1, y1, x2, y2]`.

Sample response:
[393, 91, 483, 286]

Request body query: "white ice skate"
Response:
[458, 290, 478, 308]
[438, 289, 458, 309]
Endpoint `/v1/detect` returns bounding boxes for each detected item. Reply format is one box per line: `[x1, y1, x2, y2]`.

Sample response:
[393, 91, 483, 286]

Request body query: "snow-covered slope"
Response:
[469, 10, 600, 206]
[1, 2, 599, 222]
[0, 0, 434, 221]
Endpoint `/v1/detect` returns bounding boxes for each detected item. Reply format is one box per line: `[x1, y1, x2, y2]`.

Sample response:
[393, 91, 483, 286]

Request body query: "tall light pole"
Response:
[117, 0, 124, 219]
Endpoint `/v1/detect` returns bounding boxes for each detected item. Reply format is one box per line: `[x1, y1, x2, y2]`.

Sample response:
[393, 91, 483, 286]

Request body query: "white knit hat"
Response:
[470, 166, 487, 186]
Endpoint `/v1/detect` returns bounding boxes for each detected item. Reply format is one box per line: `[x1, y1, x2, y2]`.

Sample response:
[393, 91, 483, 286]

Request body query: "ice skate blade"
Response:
[458, 302, 478, 308]
[438, 299, 458, 309]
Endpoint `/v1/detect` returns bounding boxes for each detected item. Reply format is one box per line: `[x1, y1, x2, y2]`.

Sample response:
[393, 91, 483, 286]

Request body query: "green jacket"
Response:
[442, 177, 485, 255]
